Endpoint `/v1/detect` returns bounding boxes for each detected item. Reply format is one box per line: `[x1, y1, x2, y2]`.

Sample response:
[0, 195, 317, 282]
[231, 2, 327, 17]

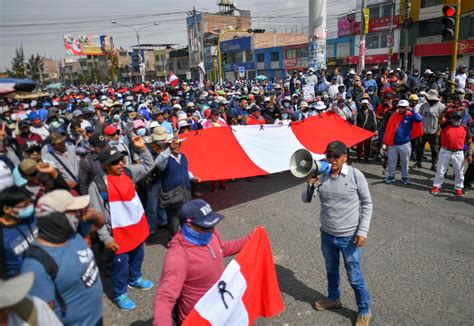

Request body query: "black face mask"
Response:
[37, 212, 74, 243]
[427, 99, 439, 106]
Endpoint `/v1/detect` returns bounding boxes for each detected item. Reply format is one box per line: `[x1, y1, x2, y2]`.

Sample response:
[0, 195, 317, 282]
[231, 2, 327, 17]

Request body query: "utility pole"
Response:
[358, 0, 366, 74]
[403, 0, 411, 72]
[308, 0, 326, 71]
[387, 0, 395, 70]
[449, 0, 462, 93]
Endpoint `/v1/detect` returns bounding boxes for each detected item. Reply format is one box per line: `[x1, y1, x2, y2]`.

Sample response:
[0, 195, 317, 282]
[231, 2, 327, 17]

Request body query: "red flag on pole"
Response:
[169, 72, 179, 87]
[183, 227, 284, 325]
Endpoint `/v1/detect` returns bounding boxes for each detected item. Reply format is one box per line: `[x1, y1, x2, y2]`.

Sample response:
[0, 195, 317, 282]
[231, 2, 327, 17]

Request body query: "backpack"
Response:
[25, 245, 67, 317]
[92, 167, 132, 213]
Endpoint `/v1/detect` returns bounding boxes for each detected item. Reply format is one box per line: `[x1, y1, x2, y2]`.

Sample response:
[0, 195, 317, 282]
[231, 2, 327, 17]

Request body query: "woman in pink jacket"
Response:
[153, 199, 251, 325]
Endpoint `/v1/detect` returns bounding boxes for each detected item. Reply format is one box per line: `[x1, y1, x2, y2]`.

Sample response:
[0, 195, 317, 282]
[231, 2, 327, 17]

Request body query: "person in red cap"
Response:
[103, 125, 132, 165]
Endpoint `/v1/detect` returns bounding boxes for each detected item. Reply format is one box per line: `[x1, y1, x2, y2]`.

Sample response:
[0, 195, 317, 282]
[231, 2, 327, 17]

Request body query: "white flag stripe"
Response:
[232, 125, 325, 174]
[194, 260, 249, 326]
[109, 193, 145, 228]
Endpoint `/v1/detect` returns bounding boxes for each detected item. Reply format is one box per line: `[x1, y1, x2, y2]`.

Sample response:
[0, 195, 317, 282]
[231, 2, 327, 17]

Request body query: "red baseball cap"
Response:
[103, 125, 118, 136]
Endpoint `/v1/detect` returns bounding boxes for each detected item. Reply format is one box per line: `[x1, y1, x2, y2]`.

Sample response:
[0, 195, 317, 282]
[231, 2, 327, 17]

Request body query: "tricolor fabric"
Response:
[107, 173, 149, 254]
[169, 73, 179, 87]
[183, 226, 284, 326]
[180, 112, 374, 181]
[382, 111, 423, 146]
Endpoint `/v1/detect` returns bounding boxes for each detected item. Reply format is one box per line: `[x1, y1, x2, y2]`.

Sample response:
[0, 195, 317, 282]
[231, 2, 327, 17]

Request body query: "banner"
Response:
[180, 113, 374, 181]
[363, 8, 370, 34]
[64, 34, 114, 56]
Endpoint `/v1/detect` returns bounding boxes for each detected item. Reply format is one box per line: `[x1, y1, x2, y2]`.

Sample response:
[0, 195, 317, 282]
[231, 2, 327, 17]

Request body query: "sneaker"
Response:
[355, 312, 372, 326]
[454, 189, 464, 197]
[128, 277, 154, 290]
[313, 298, 342, 311]
[383, 176, 395, 184]
[413, 162, 422, 169]
[430, 187, 440, 195]
[145, 232, 160, 245]
[114, 294, 136, 311]
[402, 177, 410, 185]
[430, 164, 437, 172]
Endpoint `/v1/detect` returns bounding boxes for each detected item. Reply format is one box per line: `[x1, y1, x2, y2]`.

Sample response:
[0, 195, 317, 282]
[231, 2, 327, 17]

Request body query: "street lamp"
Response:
[111, 21, 159, 82]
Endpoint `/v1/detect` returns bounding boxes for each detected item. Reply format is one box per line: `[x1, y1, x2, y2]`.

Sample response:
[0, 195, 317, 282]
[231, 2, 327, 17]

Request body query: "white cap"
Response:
[361, 99, 370, 104]
[315, 101, 327, 110]
[366, 71, 372, 75]
[149, 121, 160, 129]
[173, 104, 182, 110]
[398, 99, 409, 107]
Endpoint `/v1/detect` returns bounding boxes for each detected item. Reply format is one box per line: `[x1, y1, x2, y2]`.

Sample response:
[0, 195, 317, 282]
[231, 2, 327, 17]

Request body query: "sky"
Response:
[0, 0, 308, 70]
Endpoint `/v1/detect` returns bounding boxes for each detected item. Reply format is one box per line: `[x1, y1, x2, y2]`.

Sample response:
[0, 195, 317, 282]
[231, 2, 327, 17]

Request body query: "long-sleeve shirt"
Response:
[153, 230, 250, 326]
[302, 164, 373, 238]
[42, 144, 80, 183]
[89, 147, 154, 245]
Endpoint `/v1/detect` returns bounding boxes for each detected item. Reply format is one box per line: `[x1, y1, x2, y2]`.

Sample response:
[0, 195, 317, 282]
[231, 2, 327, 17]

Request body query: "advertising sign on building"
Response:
[220, 37, 251, 53]
[64, 34, 114, 56]
[337, 14, 355, 37]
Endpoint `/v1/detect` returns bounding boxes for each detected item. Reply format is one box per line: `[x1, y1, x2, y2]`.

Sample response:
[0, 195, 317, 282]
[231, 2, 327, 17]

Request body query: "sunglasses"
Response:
[326, 152, 342, 159]
[110, 158, 124, 166]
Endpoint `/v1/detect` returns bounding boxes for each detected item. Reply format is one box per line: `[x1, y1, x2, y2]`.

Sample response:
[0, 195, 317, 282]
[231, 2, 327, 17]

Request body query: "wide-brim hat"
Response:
[164, 135, 186, 144]
[422, 89, 440, 101]
[151, 126, 168, 142]
[0, 272, 34, 309]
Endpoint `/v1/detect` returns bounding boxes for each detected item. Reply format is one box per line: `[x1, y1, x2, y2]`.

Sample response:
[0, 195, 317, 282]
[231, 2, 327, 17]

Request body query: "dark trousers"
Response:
[356, 138, 372, 159]
[416, 133, 439, 164]
[111, 244, 144, 298]
[165, 207, 181, 239]
[465, 162, 474, 187]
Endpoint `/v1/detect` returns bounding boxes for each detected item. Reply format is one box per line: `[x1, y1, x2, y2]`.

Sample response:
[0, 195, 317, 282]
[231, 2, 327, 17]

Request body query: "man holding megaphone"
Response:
[295, 141, 374, 326]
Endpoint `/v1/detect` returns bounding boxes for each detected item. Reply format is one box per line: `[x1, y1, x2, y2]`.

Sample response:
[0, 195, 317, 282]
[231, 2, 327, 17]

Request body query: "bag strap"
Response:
[0, 228, 6, 280]
[25, 245, 67, 317]
[93, 174, 110, 214]
[179, 156, 190, 201]
[49, 151, 78, 182]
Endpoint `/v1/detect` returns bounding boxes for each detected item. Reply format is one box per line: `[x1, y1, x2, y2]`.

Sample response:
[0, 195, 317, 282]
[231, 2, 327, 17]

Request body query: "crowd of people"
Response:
[0, 63, 473, 325]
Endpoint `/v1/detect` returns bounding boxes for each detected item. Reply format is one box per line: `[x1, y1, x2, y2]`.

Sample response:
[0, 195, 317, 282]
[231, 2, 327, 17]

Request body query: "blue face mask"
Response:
[182, 225, 213, 245]
[282, 113, 289, 119]
[136, 128, 146, 136]
[17, 204, 34, 219]
[113, 114, 121, 121]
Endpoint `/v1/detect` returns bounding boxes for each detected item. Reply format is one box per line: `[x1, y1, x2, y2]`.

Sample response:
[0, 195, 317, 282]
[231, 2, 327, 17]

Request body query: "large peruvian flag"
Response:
[183, 227, 284, 325]
[169, 72, 179, 87]
[180, 112, 375, 181]
[107, 173, 149, 254]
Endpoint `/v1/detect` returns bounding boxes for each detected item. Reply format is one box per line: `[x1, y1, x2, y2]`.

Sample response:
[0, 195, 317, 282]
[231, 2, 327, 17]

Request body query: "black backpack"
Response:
[25, 245, 67, 317]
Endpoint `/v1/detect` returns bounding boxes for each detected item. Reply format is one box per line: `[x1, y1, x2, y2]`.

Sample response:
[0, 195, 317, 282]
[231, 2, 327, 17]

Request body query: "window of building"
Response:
[418, 18, 443, 37]
[336, 42, 351, 58]
[271, 52, 279, 62]
[421, 0, 443, 8]
[369, 3, 392, 19]
[297, 47, 308, 58]
[470, 16, 474, 37]
[286, 49, 296, 59]
[245, 50, 252, 62]
[366, 31, 390, 49]
[257, 53, 265, 62]
[326, 44, 335, 58]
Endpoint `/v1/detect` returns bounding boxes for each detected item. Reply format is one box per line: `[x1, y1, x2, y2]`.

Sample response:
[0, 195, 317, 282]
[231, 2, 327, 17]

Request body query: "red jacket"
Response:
[246, 115, 266, 125]
[153, 229, 250, 326]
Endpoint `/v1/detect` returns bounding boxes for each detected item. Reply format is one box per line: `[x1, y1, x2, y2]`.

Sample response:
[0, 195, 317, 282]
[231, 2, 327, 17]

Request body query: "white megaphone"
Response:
[289, 148, 331, 178]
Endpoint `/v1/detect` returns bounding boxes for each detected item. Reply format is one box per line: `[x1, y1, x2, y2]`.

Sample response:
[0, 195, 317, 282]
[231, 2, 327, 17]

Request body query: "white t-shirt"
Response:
[456, 73, 467, 88]
[30, 125, 50, 140]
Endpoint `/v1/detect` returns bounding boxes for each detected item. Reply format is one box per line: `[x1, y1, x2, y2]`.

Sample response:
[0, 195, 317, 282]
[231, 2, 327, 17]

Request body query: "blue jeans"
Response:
[111, 244, 144, 298]
[146, 179, 168, 232]
[320, 230, 371, 315]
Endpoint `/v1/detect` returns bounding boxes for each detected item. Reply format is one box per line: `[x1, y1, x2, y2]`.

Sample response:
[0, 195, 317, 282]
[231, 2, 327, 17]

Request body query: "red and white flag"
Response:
[169, 72, 179, 87]
[183, 227, 284, 326]
[180, 112, 374, 181]
[107, 174, 149, 254]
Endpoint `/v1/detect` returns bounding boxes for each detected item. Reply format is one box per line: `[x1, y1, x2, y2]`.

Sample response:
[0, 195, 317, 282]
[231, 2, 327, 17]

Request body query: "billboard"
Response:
[220, 37, 251, 53]
[64, 34, 114, 56]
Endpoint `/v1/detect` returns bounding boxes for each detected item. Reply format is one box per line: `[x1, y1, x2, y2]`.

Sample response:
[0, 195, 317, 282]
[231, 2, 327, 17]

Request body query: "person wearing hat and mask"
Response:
[328, 77, 340, 100]
[0, 186, 37, 279]
[274, 106, 292, 125]
[246, 104, 267, 125]
[153, 110, 174, 135]
[382, 100, 423, 184]
[305, 67, 318, 90]
[153, 199, 251, 325]
[42, 132, 79, 190]
[29, 112, 49, 141]
[0, 272, 61, 325]
[78, 132, 108, 195]
[362, 71, 377, 91]
[355, 100, 377, 162]
[302, 140, 373, 326]
[88, 136, 154, 310]
[145, 127, 170, 243]
[15, 120, 43, 149]
[455, 65, 468, 89]
[430, 109, 472, 197]
[155, 135, 201, 240]
[103, 124, 133, 166]
[20, 190, 103, 325]
[292, 101, 312, 121]
[415, 89, 446, 170]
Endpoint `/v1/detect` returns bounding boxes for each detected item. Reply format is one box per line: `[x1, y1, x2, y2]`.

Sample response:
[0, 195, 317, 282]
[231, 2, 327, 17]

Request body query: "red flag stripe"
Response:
[112, 213, 149, 254]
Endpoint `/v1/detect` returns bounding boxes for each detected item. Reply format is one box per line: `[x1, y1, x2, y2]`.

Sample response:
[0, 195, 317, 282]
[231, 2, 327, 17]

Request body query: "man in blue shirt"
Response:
[362, 71, 378, 91]
[0, 186, 37, 279]
[20, 190, 103, 326]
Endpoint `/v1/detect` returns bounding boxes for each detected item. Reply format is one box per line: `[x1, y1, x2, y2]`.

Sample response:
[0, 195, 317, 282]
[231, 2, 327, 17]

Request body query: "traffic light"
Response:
[247, 28, 265, 34]
[222, 53, 228, 65]
[442, 5, 456, 40]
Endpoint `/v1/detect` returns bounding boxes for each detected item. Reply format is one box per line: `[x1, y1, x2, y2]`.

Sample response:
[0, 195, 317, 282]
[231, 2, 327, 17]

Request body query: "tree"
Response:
[7, 46, 26, 78]
[26, 54, 44, 82]
[104, 49, 119, 82]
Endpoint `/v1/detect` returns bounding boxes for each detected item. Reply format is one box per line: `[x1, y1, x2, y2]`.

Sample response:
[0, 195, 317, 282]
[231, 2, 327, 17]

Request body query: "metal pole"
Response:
[358, 0, 366, 73]
[403, 0, 411, 72]
[217, 32, 224, 83]
[136, 32, 145, 82]
[308, 0, 326, 70]
[387, 0, 395, 69]
[449, 0, 462, 93]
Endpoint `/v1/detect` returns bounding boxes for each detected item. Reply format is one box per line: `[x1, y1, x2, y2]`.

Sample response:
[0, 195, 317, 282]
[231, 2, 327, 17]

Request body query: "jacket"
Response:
[153, 230, 250, 326]
[383, 111, 423, 146]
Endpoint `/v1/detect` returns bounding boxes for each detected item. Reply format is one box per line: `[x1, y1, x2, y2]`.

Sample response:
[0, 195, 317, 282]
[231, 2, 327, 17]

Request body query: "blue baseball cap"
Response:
[29, 111, 40, 121]
[179, 199, 224, 228]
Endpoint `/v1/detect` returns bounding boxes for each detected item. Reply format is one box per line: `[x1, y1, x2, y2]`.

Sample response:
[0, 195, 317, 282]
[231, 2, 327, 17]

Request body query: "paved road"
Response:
[103, 161, 474, 326]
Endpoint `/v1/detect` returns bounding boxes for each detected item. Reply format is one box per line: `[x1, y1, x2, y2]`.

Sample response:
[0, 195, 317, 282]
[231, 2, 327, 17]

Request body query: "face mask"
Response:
[37, 212, 74, 243]
[418, 96, 426, 103]
[182, 225, 213, 245]
[110, 140, 119, 146]
[368, 91, 374, 96]
[451, 119, 462, 127]
[113, 114, 121, 121]
[309, 72, 313, 75]
[136, 128, 146, 137]
[427, 99, 438, 106]
[282, 113, 289, 119]
[283, 102, 290, 108]
[15, 204, 34, 219]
